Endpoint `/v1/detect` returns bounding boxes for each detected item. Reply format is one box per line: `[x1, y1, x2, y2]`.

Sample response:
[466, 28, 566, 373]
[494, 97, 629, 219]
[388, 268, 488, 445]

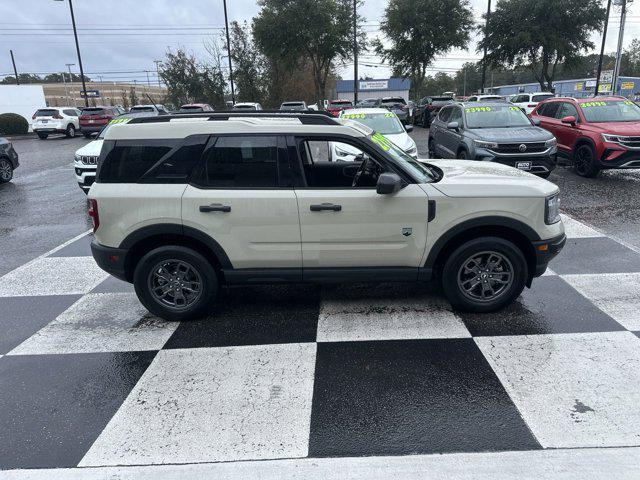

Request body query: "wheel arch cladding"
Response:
[120, 224, 232, 282]
[426, 217, 538, 280]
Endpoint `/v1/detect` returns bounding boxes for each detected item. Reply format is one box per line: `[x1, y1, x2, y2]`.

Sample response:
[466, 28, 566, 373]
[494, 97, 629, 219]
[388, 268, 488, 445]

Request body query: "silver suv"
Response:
[88, 112, 565, 321]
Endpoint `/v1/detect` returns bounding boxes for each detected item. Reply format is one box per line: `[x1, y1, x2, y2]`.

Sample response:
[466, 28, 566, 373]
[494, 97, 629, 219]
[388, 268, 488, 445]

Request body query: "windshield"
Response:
[233, 105, 255, 110]
[342, 112, 405, 135]
[580, 100, 640, 123]
[465, 105, 532, 128]
[130, 106, 155, 113]
[179, 107, 204, 112]
[368, 132, 437, 183]
[34, 109, 58, 116]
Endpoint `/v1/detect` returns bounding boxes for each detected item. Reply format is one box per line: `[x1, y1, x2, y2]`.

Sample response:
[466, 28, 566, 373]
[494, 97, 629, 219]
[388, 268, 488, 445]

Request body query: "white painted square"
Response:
[562, 273, 640, 331]
[476, 331, 640, 448]
[560, 214, 603, 239]
[80, 343, 317, 466]
[541, 268, 556, 276]
[317, 289, 470, 342]
[0, 257, 108, 297]
[8, 293, 178, 355]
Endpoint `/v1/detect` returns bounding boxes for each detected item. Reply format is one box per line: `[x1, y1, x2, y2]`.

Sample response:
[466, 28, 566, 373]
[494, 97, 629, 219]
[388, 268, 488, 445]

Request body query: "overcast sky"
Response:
[1, 0, 639, 86]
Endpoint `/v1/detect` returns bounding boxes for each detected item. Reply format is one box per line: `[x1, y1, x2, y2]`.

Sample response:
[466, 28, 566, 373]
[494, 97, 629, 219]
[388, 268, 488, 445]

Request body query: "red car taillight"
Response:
[88, 199, 99, 232]
[527, 104, 536, 108]
[32, 113, 36, 120]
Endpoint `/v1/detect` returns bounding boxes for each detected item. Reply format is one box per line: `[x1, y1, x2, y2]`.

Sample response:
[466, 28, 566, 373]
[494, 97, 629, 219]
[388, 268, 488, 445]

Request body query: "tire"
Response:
[65, 124, 76, 138]
[37, 133, 48, 140]
[441, 236, 528, 313]
[0, 158, 13, 183]
[133, 246, 219, 321]
[457, 149, 468, 160]
[83, 132, 92, 139]
[428, 139, 436, 159]
[573, 143, 600, 178]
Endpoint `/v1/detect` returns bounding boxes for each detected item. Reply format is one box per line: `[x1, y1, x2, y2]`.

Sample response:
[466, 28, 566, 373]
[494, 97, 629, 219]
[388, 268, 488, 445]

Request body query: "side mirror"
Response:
[561, 115, 576, 125]
[531, 117, 541, 126]
[405, 124, 414, 132]
[376, 172, 403, 195]
[447, 121, 460, 130]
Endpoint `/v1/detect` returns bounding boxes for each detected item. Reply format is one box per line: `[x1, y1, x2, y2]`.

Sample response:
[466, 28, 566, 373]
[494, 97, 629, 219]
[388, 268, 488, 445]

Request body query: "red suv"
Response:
[530, 96, 640, 177]
[79, 106, 120, 138]
[326, 99, 353, 117]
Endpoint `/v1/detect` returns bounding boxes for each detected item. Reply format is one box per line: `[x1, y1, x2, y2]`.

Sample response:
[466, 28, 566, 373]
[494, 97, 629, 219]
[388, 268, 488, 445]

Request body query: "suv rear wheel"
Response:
[441, 237, 527, 312]
[0, 158, 13, 182]
[133, 246, 219, 321]
[66, 124, 76, 138]
[573, 144, 600, 178]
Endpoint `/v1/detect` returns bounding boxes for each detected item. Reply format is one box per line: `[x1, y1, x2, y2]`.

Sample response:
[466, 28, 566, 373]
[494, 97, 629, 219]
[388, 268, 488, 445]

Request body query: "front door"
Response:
[554, 102, 582, 155]
[293, 137, 429, 276]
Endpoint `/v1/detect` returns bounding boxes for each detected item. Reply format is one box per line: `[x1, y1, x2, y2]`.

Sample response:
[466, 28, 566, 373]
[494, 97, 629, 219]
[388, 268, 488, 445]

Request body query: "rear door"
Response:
[534, 102, 562, 141]
[432, 107, 453, 157]
[181, 135, 302, 274]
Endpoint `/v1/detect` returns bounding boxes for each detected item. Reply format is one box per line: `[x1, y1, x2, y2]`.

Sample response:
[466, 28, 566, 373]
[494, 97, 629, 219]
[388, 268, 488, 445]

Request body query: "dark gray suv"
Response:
[428, 102, 558, 177]
[0, 137, 19, 183]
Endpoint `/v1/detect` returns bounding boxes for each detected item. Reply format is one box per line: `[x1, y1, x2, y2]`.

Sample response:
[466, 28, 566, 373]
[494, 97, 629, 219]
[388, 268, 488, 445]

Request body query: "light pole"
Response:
[10, 50, 19, 85]
[612, 0, 630, 95]
[55, 0, 88, 106]
[595, 0, 613, 97]
[222, 0, 235, 104]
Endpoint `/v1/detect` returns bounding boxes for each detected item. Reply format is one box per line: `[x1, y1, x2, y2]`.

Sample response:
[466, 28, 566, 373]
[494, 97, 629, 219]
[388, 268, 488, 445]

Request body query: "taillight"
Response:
[32, 113, 36, 120]
[53, 113, 63, 119]
[88, 199, 99, 232]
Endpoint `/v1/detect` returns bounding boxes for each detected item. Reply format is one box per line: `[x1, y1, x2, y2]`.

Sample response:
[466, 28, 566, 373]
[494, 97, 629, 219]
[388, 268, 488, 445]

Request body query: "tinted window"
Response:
[35, 109, 58, 117]
[81, 108, 106, 115]
[141, 136, 208, 184]
[538, 102, 561, 118]
[532, 94, 554, 103]
[97, 140, 177, 183]
[130, 106, 155, 113]
[580, 100, 640, 122]
[556, 102, 579, 120]
[63, 109, 77, 117]
[449, 107, 463, 124]
[438, 107, 453, 122]
[195, 136, 279, 188]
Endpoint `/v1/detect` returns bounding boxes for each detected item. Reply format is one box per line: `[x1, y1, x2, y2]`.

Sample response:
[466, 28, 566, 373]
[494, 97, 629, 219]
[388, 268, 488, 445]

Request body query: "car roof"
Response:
[234, 102, 259, 106]
[281, 101, 305, 104]
[575, 96, 626, 103]
[340, 107, 397, 116]
[457, 101, 512, 108]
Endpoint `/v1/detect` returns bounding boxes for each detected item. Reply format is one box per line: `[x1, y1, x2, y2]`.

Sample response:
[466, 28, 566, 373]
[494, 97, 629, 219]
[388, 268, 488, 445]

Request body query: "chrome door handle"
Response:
[199, 204, 231, 213]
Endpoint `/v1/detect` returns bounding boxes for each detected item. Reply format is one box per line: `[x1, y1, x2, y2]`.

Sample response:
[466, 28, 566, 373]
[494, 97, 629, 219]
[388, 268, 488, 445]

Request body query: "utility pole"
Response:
[612, 0, 629, 96]
[222, 0, 235, 104]
[145, 70, 151, 89]
[480, 0, 492, 93]
[55, 0, 89, 106]
[9, 50, 19, 85]
[62, 70, 69, 105]
[153, 60, 162, 89]
[65, 63, 75, 105]
[353, 0, 358, 105]
[595, 0, 613, 96]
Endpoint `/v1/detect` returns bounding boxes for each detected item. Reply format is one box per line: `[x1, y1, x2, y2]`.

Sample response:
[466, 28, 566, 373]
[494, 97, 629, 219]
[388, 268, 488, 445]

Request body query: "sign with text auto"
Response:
[359, 80, 388, 90]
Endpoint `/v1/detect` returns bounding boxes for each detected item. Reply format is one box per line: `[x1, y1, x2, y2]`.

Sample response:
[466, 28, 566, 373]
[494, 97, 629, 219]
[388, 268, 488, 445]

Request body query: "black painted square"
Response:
[308, 339, 540, 457]
[459, 276, 625, 336]
[49, 234, 93, 257]
[164, 284, 320, 349]
[550, 237, 640, 274]
[91, 275, 135, 294]
[0, 351, 155, 469]
[0, 295, 81, 354]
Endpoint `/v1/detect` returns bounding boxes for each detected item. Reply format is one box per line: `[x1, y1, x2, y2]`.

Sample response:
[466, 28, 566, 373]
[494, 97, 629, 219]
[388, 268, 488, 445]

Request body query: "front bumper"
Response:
[74, 163, 96, 193]
[599, 148, 640, 169]
[475, 147, 558, 176]
[532, 233, 566, 277]
[91, 241, 129, 281]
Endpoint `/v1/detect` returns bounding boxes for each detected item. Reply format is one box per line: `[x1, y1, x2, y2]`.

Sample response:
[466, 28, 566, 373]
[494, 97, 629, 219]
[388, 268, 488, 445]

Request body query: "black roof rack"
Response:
[128, 110, 340, 126]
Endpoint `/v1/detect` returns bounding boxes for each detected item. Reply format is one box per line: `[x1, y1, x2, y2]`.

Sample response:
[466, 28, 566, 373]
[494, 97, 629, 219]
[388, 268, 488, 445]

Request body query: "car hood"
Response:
[384, 132, 415, 151]
[585, 121, 640, 135]
[425, 160, 558, 198]
[75, 139, 104, 156]
[468, 126, 553, 142]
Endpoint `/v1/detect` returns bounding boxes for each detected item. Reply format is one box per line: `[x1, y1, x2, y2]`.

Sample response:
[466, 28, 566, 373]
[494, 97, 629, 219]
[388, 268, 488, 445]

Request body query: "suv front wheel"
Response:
[441, 237, 527, 312]
[133, 246, 219, 321]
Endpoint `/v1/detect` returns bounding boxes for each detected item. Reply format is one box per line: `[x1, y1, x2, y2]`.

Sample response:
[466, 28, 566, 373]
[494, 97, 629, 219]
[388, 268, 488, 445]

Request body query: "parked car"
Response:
[88, 111, 564, 321]
[0, 137, 19, 183]
[415, 96, 454, 127]
[467, 95, 505, 102]
[511, 92, 555, 114]
[531, 96, 640, 177]
[356, 98, 378, 108]
[32, 107, 80, 139]
[178, 103, 214, 113]
[279, 101, 307, 110]
[429, 102, 557, 178]
[332, 108, 418, 160]
[129, 104, 169, 115]
[74, 112, 156, 193]
[79, 106, 120, 138]
[373, 97, 412, 124]
[232, 102, 263, 111]
[325, 99, 353, 116]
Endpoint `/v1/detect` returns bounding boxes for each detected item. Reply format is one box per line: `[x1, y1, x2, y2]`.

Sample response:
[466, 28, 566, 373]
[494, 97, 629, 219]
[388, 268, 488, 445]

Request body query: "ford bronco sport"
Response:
[88, 112, 566, 321]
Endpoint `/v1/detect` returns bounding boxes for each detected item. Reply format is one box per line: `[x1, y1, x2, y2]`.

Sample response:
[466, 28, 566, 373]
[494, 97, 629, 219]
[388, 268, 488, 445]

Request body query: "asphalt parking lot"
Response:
[1, 129, 640, 478]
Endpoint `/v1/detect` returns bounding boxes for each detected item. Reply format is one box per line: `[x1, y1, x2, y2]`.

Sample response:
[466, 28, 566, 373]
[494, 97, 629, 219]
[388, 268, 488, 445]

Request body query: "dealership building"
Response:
[335, 77, 412, 102]
[488, 76, 640, 98]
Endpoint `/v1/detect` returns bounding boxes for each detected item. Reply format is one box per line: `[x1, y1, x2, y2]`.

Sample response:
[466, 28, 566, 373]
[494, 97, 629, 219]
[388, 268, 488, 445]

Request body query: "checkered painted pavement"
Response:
[1, 213, 640, 478]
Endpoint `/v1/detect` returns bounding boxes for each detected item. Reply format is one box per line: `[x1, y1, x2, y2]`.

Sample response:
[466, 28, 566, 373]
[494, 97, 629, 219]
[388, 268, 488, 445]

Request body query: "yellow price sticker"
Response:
[465, 106, 493, 113]
[108, 118, 131, 125]
[370, 132, 392, 151]
[581, 101, 607, 108]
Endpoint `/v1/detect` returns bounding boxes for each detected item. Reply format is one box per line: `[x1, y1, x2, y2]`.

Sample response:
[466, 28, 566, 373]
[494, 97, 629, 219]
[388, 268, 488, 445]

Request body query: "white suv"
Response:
[511, 92, 555, 114]
[32, 107, 80, 139]
[88, 112, 566, 321]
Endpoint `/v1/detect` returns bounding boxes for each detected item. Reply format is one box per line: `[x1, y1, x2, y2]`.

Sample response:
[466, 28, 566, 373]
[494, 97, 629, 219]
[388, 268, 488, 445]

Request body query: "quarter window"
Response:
[438, 107, 453, 122]
[97, 140, 177, 183]
[537, 102, 561, 118]
[195, 136, 279, 188]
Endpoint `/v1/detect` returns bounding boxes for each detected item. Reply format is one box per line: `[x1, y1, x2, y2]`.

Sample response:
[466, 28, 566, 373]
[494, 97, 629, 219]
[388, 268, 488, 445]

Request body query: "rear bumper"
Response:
[33, 127, 66, 134]
[91, 241, 129, 281]
[532, 233, 566, 277]
[79, 125, 106, 134]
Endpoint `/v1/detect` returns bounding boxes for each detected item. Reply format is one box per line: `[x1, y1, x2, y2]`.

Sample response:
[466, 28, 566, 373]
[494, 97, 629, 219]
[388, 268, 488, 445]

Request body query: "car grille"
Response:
[493, 142, 547, 154]
[81, 155, 98, 165]
[617, 136, 640, 149]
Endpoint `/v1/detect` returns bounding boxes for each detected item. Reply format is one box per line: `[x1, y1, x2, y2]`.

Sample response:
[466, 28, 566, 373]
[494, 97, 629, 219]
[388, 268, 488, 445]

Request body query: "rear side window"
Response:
[193, 136, 279, 188]
[63, 109, 77, 117]
[81, 108, 106, 115]
[538, 102, 561, 118]
[97, 140, 177, 183]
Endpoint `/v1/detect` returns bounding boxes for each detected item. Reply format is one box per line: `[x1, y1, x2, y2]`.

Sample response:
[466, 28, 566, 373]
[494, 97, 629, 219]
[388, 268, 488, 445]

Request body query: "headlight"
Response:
[602, 134, 622, 143]
[405, 145, 417, 156]
[545, 138, 557, 148]
[545, 193, 561, 225]
[474, 139, 498, 149]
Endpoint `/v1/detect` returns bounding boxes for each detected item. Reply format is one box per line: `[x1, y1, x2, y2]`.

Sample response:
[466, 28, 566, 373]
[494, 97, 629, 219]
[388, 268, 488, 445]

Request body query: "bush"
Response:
[0, 113, 29, 135]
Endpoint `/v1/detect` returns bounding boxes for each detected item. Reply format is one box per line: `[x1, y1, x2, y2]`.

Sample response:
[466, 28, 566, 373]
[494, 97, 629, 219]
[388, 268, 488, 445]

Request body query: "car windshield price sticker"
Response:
[370, 132, 392, 151]
[465, 107, 493, 113]
[581, 101, 608, 107]
[108, 118, 132, 125]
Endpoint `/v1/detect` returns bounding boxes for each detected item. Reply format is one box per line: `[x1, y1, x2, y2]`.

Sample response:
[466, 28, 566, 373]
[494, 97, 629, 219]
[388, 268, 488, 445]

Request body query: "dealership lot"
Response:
[2, 129, 640, 477]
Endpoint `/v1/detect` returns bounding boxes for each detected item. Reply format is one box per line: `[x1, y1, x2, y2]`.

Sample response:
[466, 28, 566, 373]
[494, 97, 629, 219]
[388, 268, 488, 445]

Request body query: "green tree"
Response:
[621, 39, 640, 77]
[128, 87, 139, 107]
[226, 21, 266, 102]
[374, 0, 474, 97]
[253, 0, 364, 104]
[479, 0, 605, 91]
